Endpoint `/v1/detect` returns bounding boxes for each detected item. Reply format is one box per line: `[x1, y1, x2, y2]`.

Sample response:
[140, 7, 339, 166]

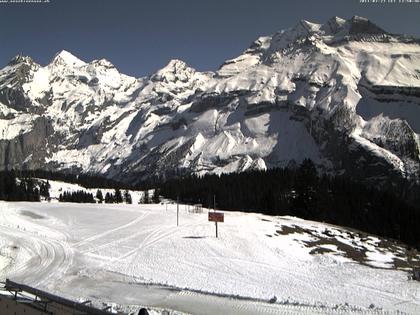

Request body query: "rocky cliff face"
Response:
[0, 16, 419, 185]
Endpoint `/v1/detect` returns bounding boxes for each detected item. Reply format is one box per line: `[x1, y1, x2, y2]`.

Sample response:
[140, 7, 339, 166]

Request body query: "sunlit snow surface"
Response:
[0, 198, 419, 314]
[2, 18, 420, 180]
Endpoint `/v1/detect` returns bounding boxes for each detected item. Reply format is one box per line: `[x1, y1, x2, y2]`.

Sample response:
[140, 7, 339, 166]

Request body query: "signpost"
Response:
[209, 212, 225, 223]
[208, 212, 224, 222]
[209, 196, 224, 238]
[208, 211, 224, 238]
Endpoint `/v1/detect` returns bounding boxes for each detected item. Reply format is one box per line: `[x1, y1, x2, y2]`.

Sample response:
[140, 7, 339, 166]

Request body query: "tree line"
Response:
[158, 159, 420, 250]
[0, 170, 158, 204]
[59, 190, 95, 203]
[14, 169, 133, 190]
[0, 170, 50, 201]
[3, 163, 420, 250]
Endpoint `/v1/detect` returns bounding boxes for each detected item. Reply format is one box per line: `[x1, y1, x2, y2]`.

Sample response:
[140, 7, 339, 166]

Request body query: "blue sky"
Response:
[0, 0, 419, 77]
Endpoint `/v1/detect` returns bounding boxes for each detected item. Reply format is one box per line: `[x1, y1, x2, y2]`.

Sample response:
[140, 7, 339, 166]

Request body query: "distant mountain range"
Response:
[1, 16, 420, 185]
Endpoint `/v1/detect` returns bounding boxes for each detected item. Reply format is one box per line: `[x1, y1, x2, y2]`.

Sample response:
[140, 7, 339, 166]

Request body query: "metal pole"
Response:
[213, 194, 216, 212]
[214, 194, 217, 238]
[177, 196, 179, 227]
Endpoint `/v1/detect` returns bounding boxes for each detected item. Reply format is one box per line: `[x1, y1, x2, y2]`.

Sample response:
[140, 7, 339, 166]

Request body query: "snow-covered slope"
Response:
[0, 202, 419, 314]
[41, 179, 146, 204]
[1, 16, 420, 184]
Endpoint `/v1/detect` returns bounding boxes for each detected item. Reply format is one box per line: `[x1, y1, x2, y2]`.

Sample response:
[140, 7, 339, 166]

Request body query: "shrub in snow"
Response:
[412, 268, 420, 281]
[138, 308, 149, 315]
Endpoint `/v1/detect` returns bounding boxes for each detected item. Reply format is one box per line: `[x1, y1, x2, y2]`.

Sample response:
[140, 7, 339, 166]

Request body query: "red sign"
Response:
[208, 212, 224, 223]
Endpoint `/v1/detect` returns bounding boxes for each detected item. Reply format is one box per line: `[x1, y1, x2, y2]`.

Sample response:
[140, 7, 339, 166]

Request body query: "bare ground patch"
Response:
[275, 224, 420, 271]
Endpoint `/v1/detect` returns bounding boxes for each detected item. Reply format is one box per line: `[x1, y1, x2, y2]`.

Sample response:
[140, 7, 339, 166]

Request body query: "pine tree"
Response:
[96, 189, 104, 203]
[123, 190, 132, 204]
[58, 190, 94, 203]
[115, 189, 123, 203]
[40, 180, 50, 199]
[105, 192, 113, 204]
[152, 188, 160, 204]
[142, 190, 149, 204]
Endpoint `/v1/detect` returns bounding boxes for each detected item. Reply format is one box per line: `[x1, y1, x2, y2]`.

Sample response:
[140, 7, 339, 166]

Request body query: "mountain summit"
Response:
[0, 16, 419, 185]
[50, 50, 85, 67]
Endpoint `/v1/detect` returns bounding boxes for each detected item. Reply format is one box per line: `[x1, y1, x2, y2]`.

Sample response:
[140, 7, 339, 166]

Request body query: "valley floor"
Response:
[0, 201, 419, 314]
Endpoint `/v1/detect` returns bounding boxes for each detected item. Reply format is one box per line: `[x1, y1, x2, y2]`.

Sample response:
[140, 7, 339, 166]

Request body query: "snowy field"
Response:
[45, 179, 146, 204]
[0, 200, 419, 314]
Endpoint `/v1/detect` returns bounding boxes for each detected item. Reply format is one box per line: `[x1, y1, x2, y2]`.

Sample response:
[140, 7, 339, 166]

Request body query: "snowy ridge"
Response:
[0, 16, 420, 184]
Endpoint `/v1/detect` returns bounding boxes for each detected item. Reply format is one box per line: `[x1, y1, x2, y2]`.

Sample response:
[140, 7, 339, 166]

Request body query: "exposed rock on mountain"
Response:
[0, 16, 419, 185]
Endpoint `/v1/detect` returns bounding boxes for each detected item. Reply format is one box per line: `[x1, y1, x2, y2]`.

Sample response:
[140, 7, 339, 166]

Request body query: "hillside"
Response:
[0, 201, 419, 314]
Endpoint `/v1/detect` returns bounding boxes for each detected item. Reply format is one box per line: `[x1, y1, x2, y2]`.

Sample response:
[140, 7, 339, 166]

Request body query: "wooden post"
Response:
[213, 194, 216, 211]
[177, 196, 179, 227]
[214, 194, 217, 238]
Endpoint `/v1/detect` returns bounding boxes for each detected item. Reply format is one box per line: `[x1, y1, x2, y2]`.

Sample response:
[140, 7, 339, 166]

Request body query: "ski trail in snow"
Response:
[166, 290, 394, 315]
[73, 211, 150, 248]
[0, 202, 419, 314]
[0, 203, 74, 289]
[103, 223, 188, 269]
[125, 224, 186, 280]
[78, 212, 157, 255]
[79, 225, 155, 255]
[94, 219, 198, 282]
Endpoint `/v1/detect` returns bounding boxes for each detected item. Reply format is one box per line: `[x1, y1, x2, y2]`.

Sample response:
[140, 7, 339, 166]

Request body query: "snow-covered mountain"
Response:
[1, 16, 420, 184]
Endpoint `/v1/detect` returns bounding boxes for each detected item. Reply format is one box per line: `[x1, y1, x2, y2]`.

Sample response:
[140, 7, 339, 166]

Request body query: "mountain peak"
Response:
[50, 50, 85, 67]
[317, 16, 387, 37]
[8, 54, 35, 66]
[321, 16, 348, 35]
[271, 16, 389, 44]
[162, 59, 191, 71]
[348, 15, 387, 35]
[151, 59, 196, 83]
[298, 19, 322, 33]
[91, 58, 115, 69]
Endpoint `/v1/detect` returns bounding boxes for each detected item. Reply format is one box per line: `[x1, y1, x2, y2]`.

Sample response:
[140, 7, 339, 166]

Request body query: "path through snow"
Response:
[0, 201, 419, 314]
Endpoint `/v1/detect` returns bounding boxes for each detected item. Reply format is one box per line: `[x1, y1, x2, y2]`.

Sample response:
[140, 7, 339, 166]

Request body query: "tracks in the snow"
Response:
[0, 204, 415, 315]
[73, 211, 150, 249]
[0, 204, 74, 288]
[165, 290, 394, 315]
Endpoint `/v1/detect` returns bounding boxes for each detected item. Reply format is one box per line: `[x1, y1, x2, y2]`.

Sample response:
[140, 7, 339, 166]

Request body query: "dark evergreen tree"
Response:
[114, 189, 123, 203]
[58, 190, 95, 203]
[123, 190, 132, 204]
[142, 190, 150, 204]
[105, 192, 114, 204]
[40, 180, 50, 199]
[0, 171, 40, 201]
[96, 189, 104, 203]
[152, 188, 160, 204]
